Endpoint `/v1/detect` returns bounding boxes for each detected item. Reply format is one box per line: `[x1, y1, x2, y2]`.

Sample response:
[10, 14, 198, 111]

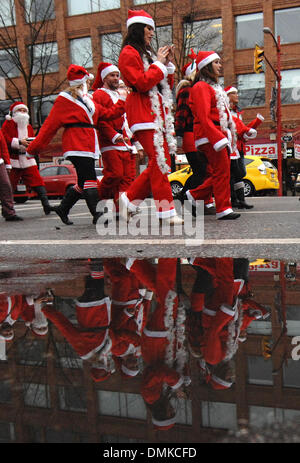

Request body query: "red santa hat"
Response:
[126, 9, 155, 30]
[30, 325, 48, 337]
[152, 416, 177, 431]
[196, 50, 220, 71]
[6, 101, 28, 120]
[90, 366, 112, 382]
[67, 64, 94, 87]
[225, 86, 238, 95]
[91, 62, 120, 91]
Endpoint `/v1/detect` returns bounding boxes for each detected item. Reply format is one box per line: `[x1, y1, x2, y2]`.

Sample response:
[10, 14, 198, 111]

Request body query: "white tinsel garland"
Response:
[224, 301, 244, 361]
[143, 55, 177, 175]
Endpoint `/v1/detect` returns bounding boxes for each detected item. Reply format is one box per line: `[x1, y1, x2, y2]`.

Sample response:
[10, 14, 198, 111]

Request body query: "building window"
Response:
[0, 48, 20, 78]
[249, 406, 284, 428]
[201, 402, 237, 430]
[247, 355, 273, 385]
[98, 391, 147, 420]
[0, 99, 12, 126]
[275, 7, 300, 45]
[58, 386, 87, 412]
[172, 397, 192, 425]
[237, 73, 265, 108]
[235, 13, 264, 50]
[0, 422, 15, 443]
[101, 32, 122, 65]
[70, 37, 93, 69]
[0, 382, 11, 404]
[24, 0, 55, 23]
[281, 70, 300, 105]
[32, 94, 56, 126]
[184, 18, 222, 56]
[153, 25, 172, 49]
[133, 0, 165, 4]
[30, 42, 59, 75]
[283, 358, 300, 388]
[67, 0, 120, 16]
[0, 0, 16, 27]
[17, 339, 47, 366]
[23, 383, 51, 408]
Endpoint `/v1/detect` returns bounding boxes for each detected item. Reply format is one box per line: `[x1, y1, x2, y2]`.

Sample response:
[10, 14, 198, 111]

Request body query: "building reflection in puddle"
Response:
[0, 257, 299, 443]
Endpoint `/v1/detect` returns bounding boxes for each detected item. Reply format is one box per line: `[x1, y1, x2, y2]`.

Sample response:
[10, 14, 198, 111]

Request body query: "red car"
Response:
[14, 164, 78, 203]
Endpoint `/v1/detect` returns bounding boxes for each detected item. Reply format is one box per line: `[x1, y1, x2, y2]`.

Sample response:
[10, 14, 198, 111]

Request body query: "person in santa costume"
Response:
[0, 129, 23, 222]
[118, 9, 183, 225]
[124, 258, 190, 430]
[26, 64, 126, 225]
[225, 86, 265, 209]
[174, 51, 215, 215]
[185, 51, 240, 220]
[92, 62, 139, 218]
[1, 102, 53, 216]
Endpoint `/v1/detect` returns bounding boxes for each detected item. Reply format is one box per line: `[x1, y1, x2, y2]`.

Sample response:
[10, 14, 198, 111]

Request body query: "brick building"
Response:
[0, 0, 300, 165]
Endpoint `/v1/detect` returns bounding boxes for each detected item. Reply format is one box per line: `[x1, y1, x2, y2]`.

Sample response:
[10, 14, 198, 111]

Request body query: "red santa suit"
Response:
[92, 67, 137, 210]
[118, 39, 177, 219]
[128, 258, 189, 429]
[1, 103, 45, 191]
[0, 293, 34, 341]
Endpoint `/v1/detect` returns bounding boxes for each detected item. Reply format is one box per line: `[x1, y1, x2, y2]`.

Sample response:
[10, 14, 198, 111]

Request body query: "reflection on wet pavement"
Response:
[0, 257, 300, 443]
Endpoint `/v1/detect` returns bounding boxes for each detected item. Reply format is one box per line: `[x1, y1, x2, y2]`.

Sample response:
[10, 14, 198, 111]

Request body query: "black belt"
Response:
[64, 122, 98, 129]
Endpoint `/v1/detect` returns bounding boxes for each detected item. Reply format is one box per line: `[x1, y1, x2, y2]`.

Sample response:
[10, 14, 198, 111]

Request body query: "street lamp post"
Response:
[263, 27, 282, 196]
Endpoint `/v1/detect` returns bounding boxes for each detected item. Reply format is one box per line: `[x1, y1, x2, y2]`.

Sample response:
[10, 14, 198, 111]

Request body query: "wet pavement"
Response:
[0, 255, 300, 445]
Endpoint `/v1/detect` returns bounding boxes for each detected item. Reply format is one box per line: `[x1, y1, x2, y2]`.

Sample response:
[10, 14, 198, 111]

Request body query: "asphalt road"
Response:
[1, 196, 300, 261]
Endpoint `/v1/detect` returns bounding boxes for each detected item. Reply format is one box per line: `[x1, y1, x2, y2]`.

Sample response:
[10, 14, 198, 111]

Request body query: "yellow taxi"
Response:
[168, 155, 279, 197]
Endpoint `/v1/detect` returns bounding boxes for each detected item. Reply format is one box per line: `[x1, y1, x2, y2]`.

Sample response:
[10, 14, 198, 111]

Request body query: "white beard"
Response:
[12, 112, 29, 128]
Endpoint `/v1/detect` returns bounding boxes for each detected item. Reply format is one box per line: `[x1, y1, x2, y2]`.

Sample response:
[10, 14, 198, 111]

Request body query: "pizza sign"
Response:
[244, 144, 277, 159]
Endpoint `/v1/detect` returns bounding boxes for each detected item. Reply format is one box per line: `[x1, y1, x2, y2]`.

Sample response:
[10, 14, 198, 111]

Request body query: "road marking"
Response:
[1, 238, 300, 245]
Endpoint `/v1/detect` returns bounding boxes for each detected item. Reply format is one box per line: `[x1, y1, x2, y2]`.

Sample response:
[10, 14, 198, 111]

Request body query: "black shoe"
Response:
[218, 212, 240, 220]
[53, 206, 73, 225]
[204, 205, 216, 215]
[5, 215, 23, 222]
[236, 201, 254, 209]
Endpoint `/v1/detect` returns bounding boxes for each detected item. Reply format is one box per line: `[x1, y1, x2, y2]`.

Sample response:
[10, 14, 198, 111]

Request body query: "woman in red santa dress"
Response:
[225, 85, 265, 209]
[185, 51, 240, 220]
[124, 258, 190, 431]
[118, 9, 183, 225]
[26, 65, 126, 226]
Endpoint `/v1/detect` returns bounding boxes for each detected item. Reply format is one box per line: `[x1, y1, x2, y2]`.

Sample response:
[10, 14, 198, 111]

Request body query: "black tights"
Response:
[68, 156, 97, 189]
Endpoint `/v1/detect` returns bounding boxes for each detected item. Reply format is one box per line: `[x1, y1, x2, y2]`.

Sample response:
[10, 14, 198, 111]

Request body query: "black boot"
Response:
[83, 188, 104, 224]
[34, 185, 52, 215]
[218, 212, 240, 220]
[235, 186, 254, 209]
[53, 187, 82, 225]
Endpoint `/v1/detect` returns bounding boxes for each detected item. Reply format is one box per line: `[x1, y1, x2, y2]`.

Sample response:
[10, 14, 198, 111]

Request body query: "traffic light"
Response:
[262, 336, 272, 359]
[254, 45, 264, 73]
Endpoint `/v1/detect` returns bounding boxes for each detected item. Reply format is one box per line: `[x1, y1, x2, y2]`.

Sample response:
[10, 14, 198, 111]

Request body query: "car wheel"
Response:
[243, 180, 255, 197]
[170, 181, 183, 195]
[14, 196, 29, 204]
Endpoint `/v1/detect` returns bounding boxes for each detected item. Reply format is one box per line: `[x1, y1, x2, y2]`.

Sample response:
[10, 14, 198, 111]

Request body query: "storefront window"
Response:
[184, 18, 222, 55]
[275, 7, 300, 44]
[281, 69, 300, 105]
[237, 73, 265, 107]
[235, 13, 263, 49]
[70, 37, 93, 69]
[30, 42, 59, 75]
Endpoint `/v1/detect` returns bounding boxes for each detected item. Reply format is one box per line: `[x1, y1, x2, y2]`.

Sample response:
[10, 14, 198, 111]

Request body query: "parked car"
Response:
[14, 164, 104, 204]
[168, 155, 279, 197]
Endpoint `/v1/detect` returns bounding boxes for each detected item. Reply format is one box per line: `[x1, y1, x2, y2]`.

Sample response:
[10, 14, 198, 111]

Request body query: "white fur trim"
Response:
[226, 87, 237, 94]
[127, 15, 155, 30]
[12, 103, 28, 114]
[211, 375, 232, 388]
[257, 113, 264, 121]
[101, 145, 128, 153]
[213, 137, 229, 152]
[195, 137, 209, 147]
[197, 53, 220, 71]
[152, 416, 176, 427]
[101, 65, 119, 81]
[125, 258, 137, 271]
[216, 208, 233, 218]
[171, 376, 184, 390]
[152, 60, 168, 79]
[203, 307, 216, 316]
[69, 73, 94, 87]
[130, 122, 155, 133]
[156, 208, 176, 219]
[121, 364, 139, 376]
[143, 328, 168, 338]
[220, 304, 235, 317]
[76, 297, 110, 308]
[11, 137, 20, 150]
[166, 62, 176, 75]
[244, 128, 257, 139]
